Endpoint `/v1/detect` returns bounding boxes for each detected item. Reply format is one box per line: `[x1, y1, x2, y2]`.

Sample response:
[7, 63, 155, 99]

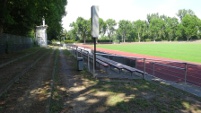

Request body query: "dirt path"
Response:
[0, 48, 56, 113]
[58, 49, 109, 113]
[0, 48, 47, 90]
[0, 47, 40, 65]
[58, 49, 87, 112]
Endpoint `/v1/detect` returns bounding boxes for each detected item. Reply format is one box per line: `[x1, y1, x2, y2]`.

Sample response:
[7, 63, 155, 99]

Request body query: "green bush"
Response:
[51, 39, 57, 44]
[155, 38, 162, 41]
[79, 39, 112, 43]
[98, 39, 111, 42]
[79, 39, 93, 43]
[145, 39, 151, 42]
[64, 40, 74, 43]
[113, 40, 120, 43]
[99, 36, 109, 40]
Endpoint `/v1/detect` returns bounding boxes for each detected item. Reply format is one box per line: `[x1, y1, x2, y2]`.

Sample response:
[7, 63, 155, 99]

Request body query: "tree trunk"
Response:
[0, 25, 3, 34]
[108, 33, 111, 42]
[83, 36, 86, 43]
[0, 0, 8, 34]
[138, 32, 141, 42]
[187, 36, 191, 41]
[153, 33, 156, 42]
[169, 34, 172, 42]
[121, 35, 123, 43]
[123, 34, 126, 43]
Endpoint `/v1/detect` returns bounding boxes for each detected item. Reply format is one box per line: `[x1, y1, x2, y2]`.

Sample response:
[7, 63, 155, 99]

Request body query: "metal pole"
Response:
[135, 58, 137, 68]
[143, 58, 146, 79]
[76, 46, 78, 57]
[94, 38, 96, 69]
[81, 49, 83, 57]
[88, 52, 90, 71]
[184, 63, 188, 84]
[153, 62, 155, 76]
[93, 38, 96, 75]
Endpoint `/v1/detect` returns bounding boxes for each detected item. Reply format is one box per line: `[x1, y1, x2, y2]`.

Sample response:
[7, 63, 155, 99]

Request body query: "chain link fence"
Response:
[0, 33, 34, 54]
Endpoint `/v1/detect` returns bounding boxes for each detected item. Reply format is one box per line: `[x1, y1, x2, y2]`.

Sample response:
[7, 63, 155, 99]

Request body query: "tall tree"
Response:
[165, 17, 179, 41]
[177, 9, 195, 21]
[147, 14, 170, 41]
[175, 23, 185, 40]
[106, 19, 116, 42]
[99, 18, 107, 37]
[76, 17, 90, 43]
[117, 20, 132, 42]
[147, 13, 160, 24]
[133, 20, 147, 42]
[182, 14, 201, 41]
[149, 18, 165, 41]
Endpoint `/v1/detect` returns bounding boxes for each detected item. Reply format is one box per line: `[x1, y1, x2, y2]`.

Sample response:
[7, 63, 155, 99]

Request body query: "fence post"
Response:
[88, 52, 90, 71]
[184, 63, 188, 84]
[143, 58, 146, 79]
[135, 58, 137, 68]
[81, 49, 83, 57]
[76, 46, 78, 57]
[153, 62, 155, 76]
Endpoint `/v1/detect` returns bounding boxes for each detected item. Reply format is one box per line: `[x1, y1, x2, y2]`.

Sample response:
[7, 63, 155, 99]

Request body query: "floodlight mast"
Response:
[91, 5, 99, 76]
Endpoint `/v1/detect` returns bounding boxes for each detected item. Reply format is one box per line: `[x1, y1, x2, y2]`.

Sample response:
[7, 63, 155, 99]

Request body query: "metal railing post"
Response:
[88, 52, 90, 71]
[153, 62, 155, 76]
[81, 49, 83, 57]
[185, 63, 188, 84]
[143, 58, 146, 79]
[135, 58, 137, 68]
[76, 46, 78, 57]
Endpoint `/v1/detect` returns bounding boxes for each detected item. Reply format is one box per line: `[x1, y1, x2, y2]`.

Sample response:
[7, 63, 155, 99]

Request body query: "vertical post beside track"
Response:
[88, 52, 90, 71]
[153, 62, 155, 76]
[184, 63, 188, 84]
[143, 58, 146, 79]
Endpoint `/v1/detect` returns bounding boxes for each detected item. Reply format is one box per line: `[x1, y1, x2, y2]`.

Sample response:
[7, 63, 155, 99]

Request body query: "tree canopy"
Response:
[105, 19, 116, 42]
[0, 0, 67, 40]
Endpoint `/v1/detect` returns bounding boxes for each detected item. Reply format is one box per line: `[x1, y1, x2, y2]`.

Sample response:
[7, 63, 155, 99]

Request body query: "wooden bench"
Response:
[80, 52, 109, 72]
[97, 55, 145, 76]
[96, 59, 109, 72]
[97, 56, 123, 73]
[80, 51, 145, 76]
[122, 65, 144, 76]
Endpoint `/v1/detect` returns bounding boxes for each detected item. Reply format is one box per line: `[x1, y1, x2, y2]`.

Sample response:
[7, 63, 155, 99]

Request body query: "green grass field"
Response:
[97, 42, 201, 63]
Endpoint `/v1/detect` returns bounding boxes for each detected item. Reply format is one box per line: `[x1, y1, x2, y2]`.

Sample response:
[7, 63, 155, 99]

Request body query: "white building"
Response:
[35, 17, 48, 47]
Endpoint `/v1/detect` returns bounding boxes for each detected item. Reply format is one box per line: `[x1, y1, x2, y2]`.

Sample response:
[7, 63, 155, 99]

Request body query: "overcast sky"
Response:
[62, 0, 201, 30]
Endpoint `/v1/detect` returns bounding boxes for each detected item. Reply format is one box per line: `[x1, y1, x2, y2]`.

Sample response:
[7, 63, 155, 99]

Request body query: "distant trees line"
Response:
[64, 9, 201, 43]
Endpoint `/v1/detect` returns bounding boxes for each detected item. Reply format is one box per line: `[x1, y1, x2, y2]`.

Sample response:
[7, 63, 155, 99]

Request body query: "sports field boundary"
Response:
[73, 44, 201, 87]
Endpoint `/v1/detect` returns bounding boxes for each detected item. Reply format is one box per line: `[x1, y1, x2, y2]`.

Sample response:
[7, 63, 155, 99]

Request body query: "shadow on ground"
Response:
[58, 49, 201, 113]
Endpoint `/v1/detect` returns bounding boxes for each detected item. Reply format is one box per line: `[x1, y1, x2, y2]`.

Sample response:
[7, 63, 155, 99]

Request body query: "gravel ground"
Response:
[0, 47, 56, 113]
